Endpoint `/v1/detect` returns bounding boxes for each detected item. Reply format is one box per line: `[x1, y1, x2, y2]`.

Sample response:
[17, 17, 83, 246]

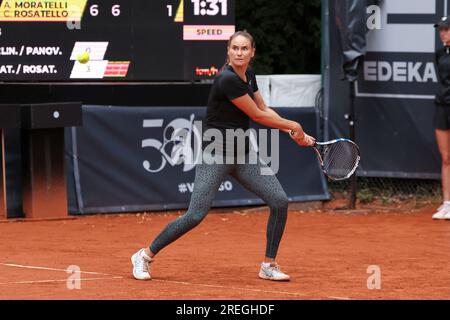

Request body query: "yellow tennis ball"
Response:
[77, 51, 90, 64]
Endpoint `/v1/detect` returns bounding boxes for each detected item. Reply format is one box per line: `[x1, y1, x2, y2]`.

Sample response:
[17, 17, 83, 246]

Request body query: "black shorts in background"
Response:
[434, 104, 450, 130]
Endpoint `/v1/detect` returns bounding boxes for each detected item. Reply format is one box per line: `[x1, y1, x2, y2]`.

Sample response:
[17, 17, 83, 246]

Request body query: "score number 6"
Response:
[90, 4, 121, 17]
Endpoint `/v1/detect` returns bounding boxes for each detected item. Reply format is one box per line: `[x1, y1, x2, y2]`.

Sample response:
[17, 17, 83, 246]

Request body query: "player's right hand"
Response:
[292, 132, 316, 147]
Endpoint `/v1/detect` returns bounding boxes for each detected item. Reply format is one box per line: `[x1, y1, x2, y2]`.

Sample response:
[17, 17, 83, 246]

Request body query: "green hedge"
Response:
[236, 0, 322, 75]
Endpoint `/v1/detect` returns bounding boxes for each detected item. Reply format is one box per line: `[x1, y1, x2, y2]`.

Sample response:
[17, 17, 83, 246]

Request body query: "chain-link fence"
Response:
[314, 88, 442, 205]
[329, 177, 442, 204]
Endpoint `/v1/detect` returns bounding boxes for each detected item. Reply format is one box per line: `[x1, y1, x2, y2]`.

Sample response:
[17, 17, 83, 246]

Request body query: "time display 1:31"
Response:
[191, 0, 228, 16]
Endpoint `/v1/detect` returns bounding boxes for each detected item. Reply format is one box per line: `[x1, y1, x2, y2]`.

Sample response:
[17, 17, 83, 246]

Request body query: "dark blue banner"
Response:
[65, 106, 329, 214]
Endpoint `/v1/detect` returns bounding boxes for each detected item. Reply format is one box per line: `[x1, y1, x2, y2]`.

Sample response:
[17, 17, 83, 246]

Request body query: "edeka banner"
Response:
[65, 106, 329, 214]
[324, 0, 444, 178]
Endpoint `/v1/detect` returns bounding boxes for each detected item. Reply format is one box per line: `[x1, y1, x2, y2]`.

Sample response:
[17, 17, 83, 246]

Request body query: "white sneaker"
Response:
[444, 210, 450, 220]
[131, 249, 153, 280]
[432, 204, 450, 220]
[258, 262, 290, 281]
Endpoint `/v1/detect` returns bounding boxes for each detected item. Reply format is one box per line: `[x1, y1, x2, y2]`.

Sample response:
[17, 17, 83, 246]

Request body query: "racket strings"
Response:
[322, 142, 359, 180]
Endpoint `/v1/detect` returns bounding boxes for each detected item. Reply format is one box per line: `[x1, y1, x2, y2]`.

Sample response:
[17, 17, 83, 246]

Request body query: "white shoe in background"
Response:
[443, 210, 450, 220]
[432, 203, 450, 220]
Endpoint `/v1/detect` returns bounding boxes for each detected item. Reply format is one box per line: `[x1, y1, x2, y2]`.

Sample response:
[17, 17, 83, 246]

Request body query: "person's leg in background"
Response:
[434, 128, 450, 219]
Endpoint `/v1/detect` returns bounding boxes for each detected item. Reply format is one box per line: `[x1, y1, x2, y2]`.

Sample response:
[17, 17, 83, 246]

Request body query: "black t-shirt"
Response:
[205, 64, 259, 131]
[435, 46, 450, 106]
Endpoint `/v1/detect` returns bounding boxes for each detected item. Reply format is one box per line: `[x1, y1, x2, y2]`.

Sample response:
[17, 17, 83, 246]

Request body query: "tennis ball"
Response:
[77, 51, 90, 64]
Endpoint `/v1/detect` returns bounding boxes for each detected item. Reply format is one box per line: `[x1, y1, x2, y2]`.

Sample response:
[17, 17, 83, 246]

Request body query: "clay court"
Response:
[1, 200, 449, 300]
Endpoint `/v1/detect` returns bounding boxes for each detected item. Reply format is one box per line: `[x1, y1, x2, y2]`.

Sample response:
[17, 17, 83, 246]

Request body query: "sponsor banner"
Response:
[355, 0, 443, 99]
[195, 65, 219, 77]
[358, 52, 437, 98]
[324, 0, 445, 178]
[66, 106, 329, 214]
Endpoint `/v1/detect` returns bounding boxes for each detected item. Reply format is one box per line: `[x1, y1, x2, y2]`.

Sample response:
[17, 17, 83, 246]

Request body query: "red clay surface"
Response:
[0, 201, 450, 300]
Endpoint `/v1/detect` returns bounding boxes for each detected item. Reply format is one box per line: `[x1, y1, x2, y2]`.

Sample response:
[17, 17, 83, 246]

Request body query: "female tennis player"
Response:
[433, 17, 450, 220]
[131, 30, 316, 280]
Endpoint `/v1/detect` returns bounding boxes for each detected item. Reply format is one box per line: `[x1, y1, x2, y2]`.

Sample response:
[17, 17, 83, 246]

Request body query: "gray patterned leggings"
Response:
[149, 160, 289, 259]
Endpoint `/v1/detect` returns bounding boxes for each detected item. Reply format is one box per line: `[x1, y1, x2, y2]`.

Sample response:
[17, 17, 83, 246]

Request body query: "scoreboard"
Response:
[0, 0, 235, 81]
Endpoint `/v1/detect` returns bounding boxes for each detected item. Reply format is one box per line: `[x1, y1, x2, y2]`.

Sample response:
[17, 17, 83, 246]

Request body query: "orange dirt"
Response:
[0, 201, 449, 300]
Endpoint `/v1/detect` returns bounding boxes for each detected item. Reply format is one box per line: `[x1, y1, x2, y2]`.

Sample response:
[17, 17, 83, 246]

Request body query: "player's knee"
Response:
[442, 152, 450, 166]
[186, 212, 207, 227]
[270, 194, 289, 212]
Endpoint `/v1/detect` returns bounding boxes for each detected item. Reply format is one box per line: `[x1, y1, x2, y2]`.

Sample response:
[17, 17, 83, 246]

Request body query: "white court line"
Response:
[152, 279, 309, 298]
[0, 262, 350, 299]
[327, 296, 352, 300]
[0, 262, 308, 297]
[153, 279, 353, 300]
[0, 263, 113, 276]
[0, 277, 124, 285]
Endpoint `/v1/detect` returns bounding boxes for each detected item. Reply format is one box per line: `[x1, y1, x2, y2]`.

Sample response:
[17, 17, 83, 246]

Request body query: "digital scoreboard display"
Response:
[0, 0, 235, 81]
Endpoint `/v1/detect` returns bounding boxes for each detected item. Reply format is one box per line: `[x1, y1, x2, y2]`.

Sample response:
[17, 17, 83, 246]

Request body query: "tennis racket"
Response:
[312, 139, 360, 181]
